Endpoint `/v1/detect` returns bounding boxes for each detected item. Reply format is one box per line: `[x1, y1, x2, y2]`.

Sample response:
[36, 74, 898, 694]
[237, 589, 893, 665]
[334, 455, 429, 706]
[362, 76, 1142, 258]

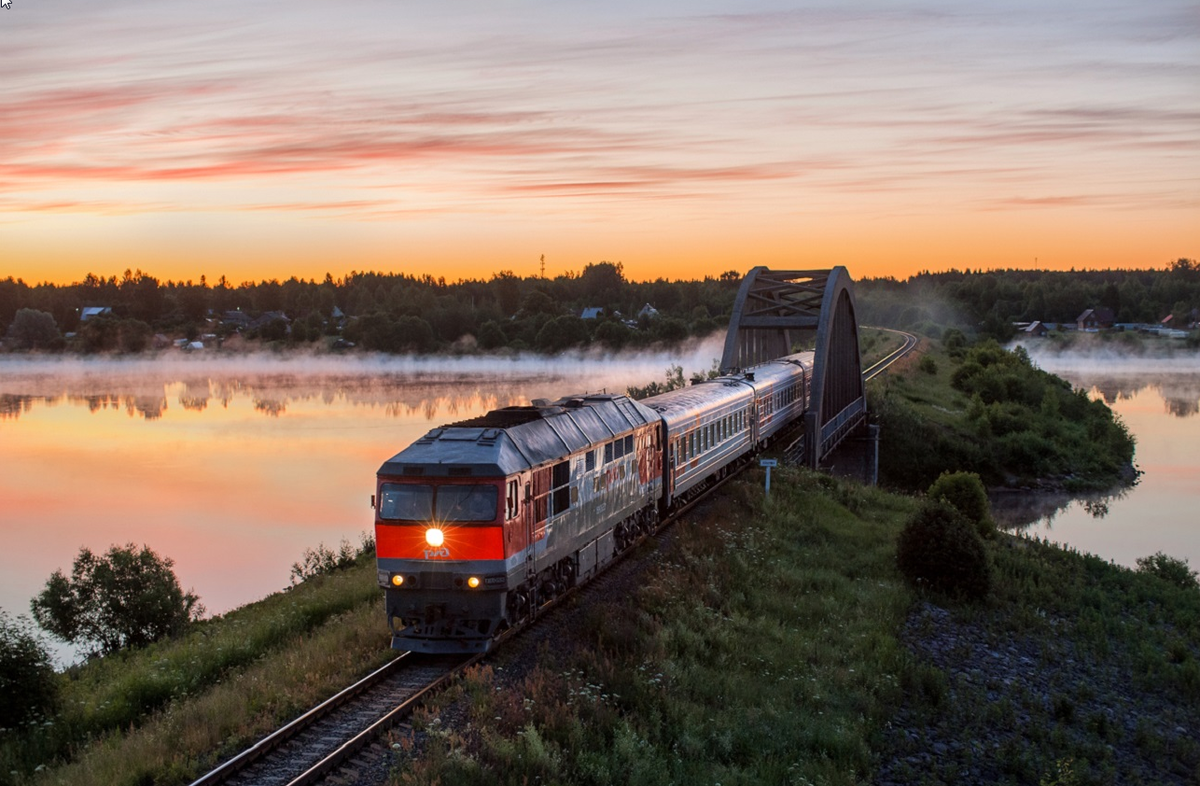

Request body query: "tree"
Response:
[5, 308, 62, 351]
[0, 611, 58, 728]
[31, 544, 204, 656]
[536, 315, 589, 352]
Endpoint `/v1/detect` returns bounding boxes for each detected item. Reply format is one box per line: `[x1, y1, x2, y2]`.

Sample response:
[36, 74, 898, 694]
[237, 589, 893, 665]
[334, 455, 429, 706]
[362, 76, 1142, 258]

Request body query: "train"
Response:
[373, 351, 815, 653]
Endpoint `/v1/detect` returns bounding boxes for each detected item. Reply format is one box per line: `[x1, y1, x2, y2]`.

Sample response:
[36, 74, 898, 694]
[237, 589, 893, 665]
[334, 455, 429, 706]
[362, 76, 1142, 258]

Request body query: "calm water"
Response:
[0, 344, 723, 663]
[993, 352, 1200, 571]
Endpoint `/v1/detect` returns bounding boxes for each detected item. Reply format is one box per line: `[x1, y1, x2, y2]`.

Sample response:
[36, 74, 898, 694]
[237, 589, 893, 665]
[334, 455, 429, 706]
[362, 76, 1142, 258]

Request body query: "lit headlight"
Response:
[425, 528, 444, 547]
[467, 576, 481, 589]
[390, 574, 404, 587]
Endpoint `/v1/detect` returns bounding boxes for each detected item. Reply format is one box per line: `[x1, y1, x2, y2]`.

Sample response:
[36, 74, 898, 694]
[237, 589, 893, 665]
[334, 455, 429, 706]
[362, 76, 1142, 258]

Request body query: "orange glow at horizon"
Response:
[2, 2, 1194, 287]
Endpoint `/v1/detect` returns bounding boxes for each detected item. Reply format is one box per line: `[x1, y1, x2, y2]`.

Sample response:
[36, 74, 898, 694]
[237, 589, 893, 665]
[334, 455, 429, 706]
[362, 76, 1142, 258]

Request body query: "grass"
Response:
[868, 341, 1136, 491]
[2, 553, 392, 786]
[393, 466, 1199, 786]
[396, 468, 919, 786]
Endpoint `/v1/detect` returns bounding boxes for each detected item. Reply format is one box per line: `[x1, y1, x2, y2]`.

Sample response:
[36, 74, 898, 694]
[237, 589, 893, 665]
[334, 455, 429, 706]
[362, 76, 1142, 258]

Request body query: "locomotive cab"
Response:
[375, 473, 512, 652]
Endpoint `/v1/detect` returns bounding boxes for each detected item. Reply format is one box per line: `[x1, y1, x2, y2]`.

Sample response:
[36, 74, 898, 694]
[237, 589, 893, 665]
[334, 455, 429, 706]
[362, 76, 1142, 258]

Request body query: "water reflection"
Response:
[1073, 374, 1200, 418]
[0, 373, 543, 422]
[985, 362, 1200, 573]
[1014, 346, 1200, 419]
[990, 483, 1134, 531]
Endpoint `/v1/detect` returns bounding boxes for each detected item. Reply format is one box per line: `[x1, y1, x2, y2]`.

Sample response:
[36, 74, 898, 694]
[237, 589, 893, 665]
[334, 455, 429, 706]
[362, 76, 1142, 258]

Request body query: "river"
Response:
[994, 349, 1200, 573]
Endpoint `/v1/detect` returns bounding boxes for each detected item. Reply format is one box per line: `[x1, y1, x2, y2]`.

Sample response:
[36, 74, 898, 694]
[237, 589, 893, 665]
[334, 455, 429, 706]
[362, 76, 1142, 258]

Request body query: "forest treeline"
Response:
[858, 258, 1200, 341]
[1, 259, 1196, 353]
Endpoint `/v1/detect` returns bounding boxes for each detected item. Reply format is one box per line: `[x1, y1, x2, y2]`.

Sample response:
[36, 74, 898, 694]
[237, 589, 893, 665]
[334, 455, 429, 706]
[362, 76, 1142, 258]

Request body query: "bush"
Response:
[31, 543, 204, 656]
[896, 501, 991, 599]
[918, 355, 938, 375]
[927, 471, 995, 538]
[1135, 552, 1199, 590]
[290, 539, 358, 585]
[0, 611, 58, 728]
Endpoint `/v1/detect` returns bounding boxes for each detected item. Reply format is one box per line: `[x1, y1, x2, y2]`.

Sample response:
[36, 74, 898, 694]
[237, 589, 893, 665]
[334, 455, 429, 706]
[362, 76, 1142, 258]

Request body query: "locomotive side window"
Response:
[624, 435, 634, 454]
[436, 485, 498, 522]
[549, 460, 571, 516]
[586, 450, 596, 472]
[379, 483, 433, 521]
[604, 442, 613, 463]
[506, 480, 520, 519]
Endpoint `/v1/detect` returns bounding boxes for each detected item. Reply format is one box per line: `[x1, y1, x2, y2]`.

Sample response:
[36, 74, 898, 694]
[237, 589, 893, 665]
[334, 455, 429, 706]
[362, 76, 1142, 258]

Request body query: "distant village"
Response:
[47, 301, 669, 353]
[1017, 306, 1200, 340]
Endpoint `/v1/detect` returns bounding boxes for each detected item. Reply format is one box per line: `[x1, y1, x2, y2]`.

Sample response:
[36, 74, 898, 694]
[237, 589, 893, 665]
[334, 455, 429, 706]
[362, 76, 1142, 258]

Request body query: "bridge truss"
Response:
[719, 267, 865, 468]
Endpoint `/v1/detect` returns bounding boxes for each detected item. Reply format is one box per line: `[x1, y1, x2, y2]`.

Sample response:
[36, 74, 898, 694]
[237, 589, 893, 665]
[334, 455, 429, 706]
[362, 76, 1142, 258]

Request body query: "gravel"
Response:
[873, 602, 1199, 785]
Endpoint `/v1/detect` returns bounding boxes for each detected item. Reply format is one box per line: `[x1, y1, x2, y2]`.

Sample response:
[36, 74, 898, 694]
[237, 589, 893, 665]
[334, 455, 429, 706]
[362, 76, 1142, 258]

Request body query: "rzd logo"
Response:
[423, 547, 450, 559]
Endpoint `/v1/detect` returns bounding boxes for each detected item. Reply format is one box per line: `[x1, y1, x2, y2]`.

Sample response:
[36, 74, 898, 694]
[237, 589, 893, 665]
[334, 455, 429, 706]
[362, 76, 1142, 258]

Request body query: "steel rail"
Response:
[187, 654, 416, 786]
[862, 328, 919, 381]
[280, 653, 483, 786]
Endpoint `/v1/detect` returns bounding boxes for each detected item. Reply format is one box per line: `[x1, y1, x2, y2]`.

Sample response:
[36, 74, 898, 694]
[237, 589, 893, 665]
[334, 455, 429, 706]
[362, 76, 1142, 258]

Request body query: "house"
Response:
[221, 310, 252, 329]
[637, 303, 659, 320]
[1022, 321, 1049, 338]
[1076, 307, 1115, 331]
[79, 306, 113, 322]
[247, 311, 290, 331]
[579, 307, 604, 320]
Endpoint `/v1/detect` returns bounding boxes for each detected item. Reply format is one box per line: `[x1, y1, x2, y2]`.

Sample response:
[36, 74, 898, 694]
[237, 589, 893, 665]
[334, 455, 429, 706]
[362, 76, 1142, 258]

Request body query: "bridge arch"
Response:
[720, 267, 865, 468]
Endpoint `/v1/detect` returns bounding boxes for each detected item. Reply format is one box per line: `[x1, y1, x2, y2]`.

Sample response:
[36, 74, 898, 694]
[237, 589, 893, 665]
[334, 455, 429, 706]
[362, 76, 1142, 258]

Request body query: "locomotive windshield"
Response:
[379, 483, 498, 523]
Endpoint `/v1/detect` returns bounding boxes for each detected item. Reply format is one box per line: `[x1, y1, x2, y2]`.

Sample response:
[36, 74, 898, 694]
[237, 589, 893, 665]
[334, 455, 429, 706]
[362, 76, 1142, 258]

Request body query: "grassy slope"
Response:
[399, 468, 1199, 786]
[6, 557, 391, 786]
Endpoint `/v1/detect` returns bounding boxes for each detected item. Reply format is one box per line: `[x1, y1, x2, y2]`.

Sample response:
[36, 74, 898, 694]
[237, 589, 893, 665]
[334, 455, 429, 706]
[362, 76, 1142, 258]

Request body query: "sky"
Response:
[2, 0, 1197, 285]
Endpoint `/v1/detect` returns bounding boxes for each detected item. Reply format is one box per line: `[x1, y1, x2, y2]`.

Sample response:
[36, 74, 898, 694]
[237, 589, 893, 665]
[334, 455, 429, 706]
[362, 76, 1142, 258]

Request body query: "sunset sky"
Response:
[3, 0, 1197, 285]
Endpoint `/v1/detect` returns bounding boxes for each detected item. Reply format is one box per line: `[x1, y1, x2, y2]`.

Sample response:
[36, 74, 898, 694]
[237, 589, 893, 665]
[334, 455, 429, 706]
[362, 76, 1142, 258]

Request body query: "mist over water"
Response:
[0, 336, 727, 421]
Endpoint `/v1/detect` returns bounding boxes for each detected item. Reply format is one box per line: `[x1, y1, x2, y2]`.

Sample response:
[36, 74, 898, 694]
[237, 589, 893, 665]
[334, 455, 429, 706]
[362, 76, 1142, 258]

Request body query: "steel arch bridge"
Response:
[719, 267, 865, 469]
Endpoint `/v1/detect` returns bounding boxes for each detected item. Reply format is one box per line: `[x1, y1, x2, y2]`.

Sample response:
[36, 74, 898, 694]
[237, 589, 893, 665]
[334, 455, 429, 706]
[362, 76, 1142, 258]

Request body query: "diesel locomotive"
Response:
[374, 351, 814, 653]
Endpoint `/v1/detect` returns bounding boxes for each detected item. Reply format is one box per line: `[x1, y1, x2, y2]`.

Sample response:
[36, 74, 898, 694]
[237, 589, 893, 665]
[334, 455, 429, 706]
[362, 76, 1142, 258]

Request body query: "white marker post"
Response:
[760, 458, 777, 499]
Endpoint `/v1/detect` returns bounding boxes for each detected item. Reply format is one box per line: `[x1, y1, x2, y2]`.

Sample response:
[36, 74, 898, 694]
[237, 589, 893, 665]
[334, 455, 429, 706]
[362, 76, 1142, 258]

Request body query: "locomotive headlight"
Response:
[390, 574, 404, 587]
[425, 528, 445, 547]
[467, 576, 481, 589]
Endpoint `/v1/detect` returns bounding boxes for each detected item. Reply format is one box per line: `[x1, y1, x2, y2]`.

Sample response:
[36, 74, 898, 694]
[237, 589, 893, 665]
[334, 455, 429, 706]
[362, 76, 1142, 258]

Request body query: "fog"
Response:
[1012, 341, 1200, 418]
[0, 336, 728, 421]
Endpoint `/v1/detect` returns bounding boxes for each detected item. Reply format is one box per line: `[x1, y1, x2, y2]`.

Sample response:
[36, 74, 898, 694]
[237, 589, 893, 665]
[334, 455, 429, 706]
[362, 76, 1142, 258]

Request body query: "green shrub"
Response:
[928, 471, 995, 538]
[1135, 552, 1199, 590]
[917, 355, 938, 374]
[31, 543, 204, 656]
[0, 611, 59, 729]
[896, 501, 991, 599]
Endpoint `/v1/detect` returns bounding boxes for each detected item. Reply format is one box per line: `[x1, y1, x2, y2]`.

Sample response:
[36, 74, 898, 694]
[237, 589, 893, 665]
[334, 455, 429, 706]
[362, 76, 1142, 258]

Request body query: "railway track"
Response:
[186, 653, 473, 786]
[863, 328, 919, 381]
[188, 456, 749, 786]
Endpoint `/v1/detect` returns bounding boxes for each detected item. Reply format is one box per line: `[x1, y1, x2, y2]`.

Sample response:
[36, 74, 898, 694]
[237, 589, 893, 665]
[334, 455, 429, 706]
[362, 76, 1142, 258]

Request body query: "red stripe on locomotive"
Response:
[375, 522, 506, 561]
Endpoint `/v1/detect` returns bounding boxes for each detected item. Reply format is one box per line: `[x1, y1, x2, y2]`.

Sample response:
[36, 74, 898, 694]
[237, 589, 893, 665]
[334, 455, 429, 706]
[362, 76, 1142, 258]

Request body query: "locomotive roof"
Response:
[377, 393, 658, 478]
